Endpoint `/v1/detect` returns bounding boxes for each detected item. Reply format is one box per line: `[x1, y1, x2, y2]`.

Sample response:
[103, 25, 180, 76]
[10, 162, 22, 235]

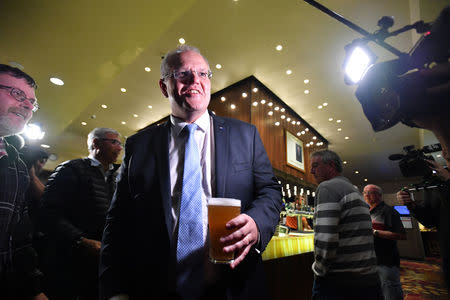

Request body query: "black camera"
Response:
[355, 6, 450, 132]
[389, 143, 442, 182]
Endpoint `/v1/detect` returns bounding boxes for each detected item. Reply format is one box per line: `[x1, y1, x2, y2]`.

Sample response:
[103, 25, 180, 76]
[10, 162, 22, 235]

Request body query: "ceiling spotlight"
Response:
[343, 161, 347, 164]
[345, 136, 349, 139]
[260, 99, 266, 104]
[276, 45, 283, 51]
[121, 121, 126, 125]
[364, 178, 368, 182]
[281, 115, 286, 119]
[252, 102, 258, 107]
[304, 90, 310, 94]
[304, 79, 309, 84]
[275, 122, 280, 126]
[230, 104, 236, 109]
[101, 104, 108, 109]
[337, 128, 342, 131]
[328, 117, 333, 121]
[144, 67, 151, 72]
[280, 108, 285, 112]
[287, 117, 291, 122]
[252, 88, 258, 92]
[323, 102, 328, 106]
[337, 119, 342, 123]
[355, 170, 359, 174]
[178, 38, 186, 44]
[133, 114, 138, 118]
[305, 128, 309, 131]
[81, 122, 87, 126]
[318, 105, 323, 109]
[268, 111, 273, 116]
[221, 96, 226, 102]
[40, 144, 50, 148]
[50, 77, 64, 86]
[274, 106, 280, 111]
[286, 70, 292, 75]
[242, 92, 248, 98]
[296, 121, 301, 125]
[215, 64, 222, 69]
[148, 105, 153, 109]
[297, 132, 301, 136]
[268, 102, 273, 107]
[120, 88, 127, 93]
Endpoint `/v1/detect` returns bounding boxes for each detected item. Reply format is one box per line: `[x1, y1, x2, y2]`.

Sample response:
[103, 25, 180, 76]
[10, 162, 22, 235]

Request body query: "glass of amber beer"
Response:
[207, 198, 241, 264]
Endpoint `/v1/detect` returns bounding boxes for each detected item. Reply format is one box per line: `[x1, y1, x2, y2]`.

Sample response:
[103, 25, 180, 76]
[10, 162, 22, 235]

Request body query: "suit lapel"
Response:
[212, 114, 229, 197]
[155, 121, 173, 239]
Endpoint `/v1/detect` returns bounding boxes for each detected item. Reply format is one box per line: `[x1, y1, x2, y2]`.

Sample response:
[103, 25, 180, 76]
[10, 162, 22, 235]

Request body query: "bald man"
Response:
[363, 184, 406, 300]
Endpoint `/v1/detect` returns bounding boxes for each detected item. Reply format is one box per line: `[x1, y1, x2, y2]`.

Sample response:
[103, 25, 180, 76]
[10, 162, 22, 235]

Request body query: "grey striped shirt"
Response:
[312, 176, 377, 278]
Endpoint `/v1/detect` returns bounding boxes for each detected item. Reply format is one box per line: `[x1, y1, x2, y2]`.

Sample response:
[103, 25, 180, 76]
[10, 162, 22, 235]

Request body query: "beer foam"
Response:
[208, 198, 241, 207]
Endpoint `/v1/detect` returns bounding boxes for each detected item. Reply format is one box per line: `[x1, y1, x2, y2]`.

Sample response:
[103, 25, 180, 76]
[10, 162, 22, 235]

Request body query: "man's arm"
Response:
[374, 208, 406, 240]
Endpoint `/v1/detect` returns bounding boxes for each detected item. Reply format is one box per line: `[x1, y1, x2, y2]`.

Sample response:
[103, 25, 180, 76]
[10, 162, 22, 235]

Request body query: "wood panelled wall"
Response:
[209, 76, 329, 192]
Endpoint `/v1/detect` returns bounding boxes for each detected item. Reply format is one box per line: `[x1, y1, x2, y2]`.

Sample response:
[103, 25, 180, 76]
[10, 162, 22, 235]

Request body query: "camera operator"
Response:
[396, 61, 450, 290]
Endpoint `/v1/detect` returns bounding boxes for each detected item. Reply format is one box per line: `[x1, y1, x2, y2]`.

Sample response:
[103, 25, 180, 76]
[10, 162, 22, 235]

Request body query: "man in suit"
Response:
[99, 45, 282, 300]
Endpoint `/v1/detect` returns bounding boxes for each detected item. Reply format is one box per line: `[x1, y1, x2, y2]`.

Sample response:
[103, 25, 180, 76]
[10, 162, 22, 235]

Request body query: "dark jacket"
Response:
[0, 139, 43, 298]
[99, 113, 282, 300]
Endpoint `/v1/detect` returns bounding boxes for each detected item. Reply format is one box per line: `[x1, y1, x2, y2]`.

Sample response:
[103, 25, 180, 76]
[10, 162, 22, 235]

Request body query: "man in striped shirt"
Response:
[310, 150, 382, 300]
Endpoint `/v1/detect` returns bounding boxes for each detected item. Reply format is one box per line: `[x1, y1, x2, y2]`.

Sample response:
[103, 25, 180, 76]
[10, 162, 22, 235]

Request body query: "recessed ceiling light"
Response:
[230, 104, 236, 109]
[133, 114, 138, 118]
[297, 132, 301, 136]
[144, 67, 151, 72]
[281, 115, 286, 119]
[336, 119, 342, 123]
[301, 131, 305, 135]
[50, 77, 64, 86]
[242, 92, 248, 98]
[148, 105, 153, 109]
[337, 128, 342, 131]
[304, 90, 310, 94]
[296, 121, 301, 125]
[268, 111, 273, 116]
[287, 117, 291, 122]
[355, 171, 359, 174]
[323, 102, 328, 106]
[81, 122, 87, 126]
[280, 108, 285, 112]
[101, 104, 107, 109]
[291, 121, 296, 125]
[121, 88, 127, 93]
[260, 99, 266, 104]
[286, 70, 292, 75]
[40, 144, 50, 148]
[121, 121, 126, 125]
[364, 178, 368, 182]
[220, 96, 226, 102]
[305, 128, 309, 131]
[252, 88, 258, 92]
[179, 38, 186, 44]
[328, 117, 333, 121]
[276, 45, 283, 51]
[343, 161, 347, 164]
[345, 136, 349, 139]
[318, 105, 323, 109]
[252, 102, 258, 107]
[268, 102, 273, 107]
[215, 64, 222, 69]
[275, 122, 280, 126]
[304, 79, 309, 84]
[313, 136, 317, 140]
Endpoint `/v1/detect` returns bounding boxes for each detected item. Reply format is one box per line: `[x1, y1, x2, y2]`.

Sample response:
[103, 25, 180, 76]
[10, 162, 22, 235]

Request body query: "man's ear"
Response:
[159, 79, 169, 98]
[92, 138, 100, 150]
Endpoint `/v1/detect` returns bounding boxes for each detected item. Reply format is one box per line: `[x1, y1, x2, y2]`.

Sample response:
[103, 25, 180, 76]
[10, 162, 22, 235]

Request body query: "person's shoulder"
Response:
[127, 122, 169, 143]
[213, 114, 255, 129]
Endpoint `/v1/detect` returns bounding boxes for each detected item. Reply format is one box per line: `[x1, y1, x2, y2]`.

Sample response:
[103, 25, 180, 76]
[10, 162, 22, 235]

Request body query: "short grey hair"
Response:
[87, 127, 120, 151]
[311, 149, 343, 173]
[160, 45, 210, 79]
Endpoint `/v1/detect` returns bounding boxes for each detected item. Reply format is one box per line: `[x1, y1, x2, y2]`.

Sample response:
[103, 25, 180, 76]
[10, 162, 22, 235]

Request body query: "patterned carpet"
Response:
[401, 257, 449, 299]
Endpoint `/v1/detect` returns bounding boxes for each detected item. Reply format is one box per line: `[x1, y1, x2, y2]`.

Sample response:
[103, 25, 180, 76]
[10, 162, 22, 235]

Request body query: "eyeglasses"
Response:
[163, 69, 212, 81]
[101, 138, 122, 146]
[0, 84, 39, 112]
[363, 191, 380, 196]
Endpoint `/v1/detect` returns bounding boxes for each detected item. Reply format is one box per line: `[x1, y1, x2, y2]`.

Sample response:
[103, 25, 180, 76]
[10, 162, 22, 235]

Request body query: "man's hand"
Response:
[220, 214, 259, 269]
[427, 159, 450, 182]
[396, 190, 415, 209]
[79, 237, 101, 257]
[33, 292, 49, 300]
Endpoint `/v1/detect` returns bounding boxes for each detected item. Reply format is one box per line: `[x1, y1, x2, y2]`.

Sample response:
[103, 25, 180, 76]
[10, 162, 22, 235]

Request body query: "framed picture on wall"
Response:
[286, 130, 305, 172]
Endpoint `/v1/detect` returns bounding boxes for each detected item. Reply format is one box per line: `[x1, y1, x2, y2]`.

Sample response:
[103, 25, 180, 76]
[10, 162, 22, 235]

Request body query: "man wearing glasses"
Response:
[39, 127, 122, 300]
[99, 45, 282, 300]
[0, 64, 48, 300]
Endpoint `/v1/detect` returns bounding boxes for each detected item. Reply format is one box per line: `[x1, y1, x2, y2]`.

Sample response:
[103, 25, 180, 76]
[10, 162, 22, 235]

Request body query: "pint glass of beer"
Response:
[207, 198, 241, 264]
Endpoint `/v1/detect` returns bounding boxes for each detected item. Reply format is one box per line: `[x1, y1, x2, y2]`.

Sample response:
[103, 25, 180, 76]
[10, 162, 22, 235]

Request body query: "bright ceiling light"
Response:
[304, 79, 309, 84]
[230, 104, 236, 109]
[328, 117, 333, 121]
[121, 121, 126, 125]
[50, 77, 64, 86]
[337, 119, 342, 123]
[23, 123, 45, 140]
[323, 102, 328, 106]
[252, 88, 258, 92]
[304, 90, 310, 94]
[343, 43, 377, 85]
[148, 105, 152, 109]
[275, 122, 280, 126]
[252, 102, 258, 106]
[318, 105, 323, 109]
[260, 99, 266, 104]
[133, 114, 138, 118]
[345, 136, 349, 139]
[101, 104, 107, 108]
[337, 128, 342, 131]
[144, 67, 151, 72]
[286, 70, 292, 75]
[242, 92, 247, 98]
[220, 96, 226, 102]
[276, 45, 283, 51]
[179, 38, 186, 44]
[81, 122, 87, 126]
[40, 144, 50, 148]
[216, 64, 222, 69]
[120, 88, 127, 93]
[355, 170, 359, 174]
[268, 111, 273, 116]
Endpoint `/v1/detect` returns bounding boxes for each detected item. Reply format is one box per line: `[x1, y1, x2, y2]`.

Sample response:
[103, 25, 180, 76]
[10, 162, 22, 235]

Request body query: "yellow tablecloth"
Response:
[262, 234, 314, 261]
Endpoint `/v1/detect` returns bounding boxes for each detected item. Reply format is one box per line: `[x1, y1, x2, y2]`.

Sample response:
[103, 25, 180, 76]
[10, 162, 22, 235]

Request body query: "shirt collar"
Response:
[170, 110, 210, 137]
[88, 154, 114, 171]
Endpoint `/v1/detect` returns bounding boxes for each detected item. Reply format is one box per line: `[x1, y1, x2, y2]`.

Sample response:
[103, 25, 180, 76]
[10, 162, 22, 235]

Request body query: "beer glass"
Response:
[207, 198, 241, 264]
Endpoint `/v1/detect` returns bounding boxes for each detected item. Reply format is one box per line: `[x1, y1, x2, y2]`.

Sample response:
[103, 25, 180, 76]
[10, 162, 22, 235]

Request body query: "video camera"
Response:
[389, 143, 443, 185]
[304, 1, 450, 132]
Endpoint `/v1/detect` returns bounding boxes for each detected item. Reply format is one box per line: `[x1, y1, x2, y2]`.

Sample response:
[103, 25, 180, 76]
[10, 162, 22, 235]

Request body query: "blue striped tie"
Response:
[176, 123, 204, 296]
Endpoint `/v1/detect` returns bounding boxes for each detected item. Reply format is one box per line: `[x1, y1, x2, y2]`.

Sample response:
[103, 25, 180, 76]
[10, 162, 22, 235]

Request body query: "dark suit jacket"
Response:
[99, 113, 282, 300]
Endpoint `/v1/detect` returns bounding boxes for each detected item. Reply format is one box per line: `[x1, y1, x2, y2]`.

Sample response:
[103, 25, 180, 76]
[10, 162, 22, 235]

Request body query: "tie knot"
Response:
[185, 123, 198, 135]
